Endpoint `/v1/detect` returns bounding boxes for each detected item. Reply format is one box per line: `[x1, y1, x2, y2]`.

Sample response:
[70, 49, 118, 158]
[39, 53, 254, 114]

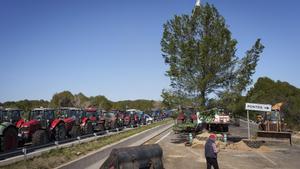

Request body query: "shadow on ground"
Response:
[171, 133, 188, 144]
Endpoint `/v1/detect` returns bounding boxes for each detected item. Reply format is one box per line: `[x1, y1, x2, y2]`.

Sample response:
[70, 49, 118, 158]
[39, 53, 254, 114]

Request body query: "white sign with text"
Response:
[245, 103, 272, 112]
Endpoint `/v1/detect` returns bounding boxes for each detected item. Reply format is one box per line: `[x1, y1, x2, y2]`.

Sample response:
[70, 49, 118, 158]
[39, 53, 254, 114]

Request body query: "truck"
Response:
[198, 108, 230, 132]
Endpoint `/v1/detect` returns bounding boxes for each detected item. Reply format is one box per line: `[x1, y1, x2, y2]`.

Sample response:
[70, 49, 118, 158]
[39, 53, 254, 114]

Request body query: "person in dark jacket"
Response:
[205, 134, 219, 169]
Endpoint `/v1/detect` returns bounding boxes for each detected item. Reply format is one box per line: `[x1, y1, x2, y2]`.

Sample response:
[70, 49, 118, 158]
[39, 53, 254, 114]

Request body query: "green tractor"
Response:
[0, 108, 24, 152]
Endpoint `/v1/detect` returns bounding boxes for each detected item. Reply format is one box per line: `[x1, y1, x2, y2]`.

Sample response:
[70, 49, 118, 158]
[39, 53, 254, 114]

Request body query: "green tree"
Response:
[2, 99, 49, 112]
[246, 77, 300, 129]
[89, 95, 112, 110]
[73, 92, 90, 107]
[50, 91, 74, 108]
[161, 89, 193, 109]
[161, 3, 264, 109]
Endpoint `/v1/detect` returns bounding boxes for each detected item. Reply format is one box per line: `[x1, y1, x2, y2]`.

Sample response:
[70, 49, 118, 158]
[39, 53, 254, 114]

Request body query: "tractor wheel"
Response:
[1, 127, 18, 152]
[223, 125, 229, 132]
[99, 123, 105, 131]
[32, 130, 49, 146]
[112, 121, 118, 129]
[70, 126, 81, 138]
[83, 121, 93, 135]
[55, 123, 66, 141]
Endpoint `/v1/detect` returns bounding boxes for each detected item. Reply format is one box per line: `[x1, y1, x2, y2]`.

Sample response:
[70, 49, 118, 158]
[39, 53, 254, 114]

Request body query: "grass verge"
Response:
[1, 119, 172, 169]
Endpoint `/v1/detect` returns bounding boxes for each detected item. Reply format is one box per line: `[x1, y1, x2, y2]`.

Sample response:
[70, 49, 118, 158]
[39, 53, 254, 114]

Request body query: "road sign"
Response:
[245, 103, 272, 139]
[245, 103, 272, 112]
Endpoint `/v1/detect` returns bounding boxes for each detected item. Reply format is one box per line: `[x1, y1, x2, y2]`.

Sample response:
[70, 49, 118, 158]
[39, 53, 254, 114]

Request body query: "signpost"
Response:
[245, 103, 272, 139]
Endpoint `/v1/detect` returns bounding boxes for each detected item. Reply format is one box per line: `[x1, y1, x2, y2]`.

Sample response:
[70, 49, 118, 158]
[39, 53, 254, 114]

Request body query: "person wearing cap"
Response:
[204, 134, 219, 169]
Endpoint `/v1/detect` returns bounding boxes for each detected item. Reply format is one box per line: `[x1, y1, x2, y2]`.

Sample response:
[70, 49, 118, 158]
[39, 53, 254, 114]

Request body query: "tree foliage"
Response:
[112, 100, 155, 112]
[50, 91, 75, 108]
[1, 99, 49, 112]
[246, 77, 300, 129]
[89, 95, 112, 110]
[161, 3, 264, 109]
[161, 89, 193, 109]
[1, 91, 161, 113]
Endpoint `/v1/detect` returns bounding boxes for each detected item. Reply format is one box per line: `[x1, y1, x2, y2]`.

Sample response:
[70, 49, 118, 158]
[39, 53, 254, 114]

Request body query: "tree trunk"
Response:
[199, 91, 206, 110]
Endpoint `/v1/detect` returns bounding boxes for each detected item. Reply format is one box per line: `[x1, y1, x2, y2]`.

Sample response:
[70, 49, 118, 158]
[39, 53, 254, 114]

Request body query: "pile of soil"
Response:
[191, 139, 205, 149]
[196, 132, 222, 140]
[226, 140, 272, 152]
[191, 135, 272, 152]
[196, 132, 211, 140]
[256, 145, 272, 152]
[227, 141, 252, 151]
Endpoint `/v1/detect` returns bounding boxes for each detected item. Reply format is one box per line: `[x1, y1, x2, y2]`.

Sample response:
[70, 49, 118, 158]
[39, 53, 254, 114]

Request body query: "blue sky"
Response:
[0, 0, 300, 102]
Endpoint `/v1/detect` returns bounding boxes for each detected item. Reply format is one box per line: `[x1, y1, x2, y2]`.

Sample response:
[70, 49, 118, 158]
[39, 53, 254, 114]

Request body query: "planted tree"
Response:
[161, 3, 264, 110]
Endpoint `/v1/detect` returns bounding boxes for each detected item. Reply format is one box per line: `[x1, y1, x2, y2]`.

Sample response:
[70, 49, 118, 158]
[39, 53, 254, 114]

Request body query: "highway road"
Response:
[56, 122, 173, 169]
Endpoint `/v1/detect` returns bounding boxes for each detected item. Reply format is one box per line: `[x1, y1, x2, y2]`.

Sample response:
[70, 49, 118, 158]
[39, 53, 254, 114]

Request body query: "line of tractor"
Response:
[0, 107, 166, 153]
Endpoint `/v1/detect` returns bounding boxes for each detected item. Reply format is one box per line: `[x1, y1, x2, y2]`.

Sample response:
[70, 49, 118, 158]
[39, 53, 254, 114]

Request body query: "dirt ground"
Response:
[149, 122, 300, 169]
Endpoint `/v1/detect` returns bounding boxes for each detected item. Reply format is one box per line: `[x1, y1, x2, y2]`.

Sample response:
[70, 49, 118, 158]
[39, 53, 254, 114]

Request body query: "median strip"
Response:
[0, 119, 172, 169]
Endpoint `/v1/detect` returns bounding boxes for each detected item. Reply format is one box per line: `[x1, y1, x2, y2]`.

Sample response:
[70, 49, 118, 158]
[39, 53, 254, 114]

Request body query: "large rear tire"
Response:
[32, 130, 49, 146]
[83, 121, 93, 135]
[1, 127, 18, 152]
[55, 123, 66, 141]
[70, 125, 81, 138]
[98, 123, 105, 131]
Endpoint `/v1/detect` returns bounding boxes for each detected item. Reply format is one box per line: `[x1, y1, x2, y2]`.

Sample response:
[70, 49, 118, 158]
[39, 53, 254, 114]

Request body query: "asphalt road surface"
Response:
[146, 122, 300, 169]
[56, 123, 173, 169]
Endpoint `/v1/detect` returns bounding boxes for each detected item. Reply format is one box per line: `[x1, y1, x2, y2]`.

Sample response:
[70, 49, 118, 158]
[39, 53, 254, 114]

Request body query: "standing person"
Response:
[205, 134, 219, 169]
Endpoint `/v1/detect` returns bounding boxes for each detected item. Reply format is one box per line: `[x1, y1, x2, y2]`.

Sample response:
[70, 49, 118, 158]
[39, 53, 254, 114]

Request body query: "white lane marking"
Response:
[155, 131, 171, 144]
[256, 152, 277, 166]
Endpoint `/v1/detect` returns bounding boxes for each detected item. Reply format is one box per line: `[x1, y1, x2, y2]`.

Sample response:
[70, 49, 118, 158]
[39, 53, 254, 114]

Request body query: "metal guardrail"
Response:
[0, 120, 168, 162]
[0, 126, 126, 160]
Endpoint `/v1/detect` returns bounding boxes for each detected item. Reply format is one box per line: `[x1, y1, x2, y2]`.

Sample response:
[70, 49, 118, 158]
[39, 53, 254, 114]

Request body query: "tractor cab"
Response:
[123, 111, 132, 126]
[104, 111, 119, 129]
[0, 108, 19, 152]
[29, 108, 56, 129]
[111, 110, 124, 127]
[59, 107, 93, 135]
[85, 108, 106, 131]
[59, 107, 84, 126]
[126, 109, 141, 126]
[2, 108, 24, 127]
[19, 108, 60, 144]
[85, 108, 100, 121]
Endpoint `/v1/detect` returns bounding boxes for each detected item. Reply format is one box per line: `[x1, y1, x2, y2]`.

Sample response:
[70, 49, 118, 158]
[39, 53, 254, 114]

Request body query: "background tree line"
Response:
[0, 91, 162, 113]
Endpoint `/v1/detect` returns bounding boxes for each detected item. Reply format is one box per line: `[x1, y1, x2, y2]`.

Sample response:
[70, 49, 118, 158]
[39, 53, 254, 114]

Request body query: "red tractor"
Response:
[126, 109, 141, 127]
[122, 111, 132, 126]
[58, 107, 93, 136]
[111, 110, 125, 128]
[176, 108, 197, 124]
[85, 108, 106, 131]
[103, 111, 120, 129]
[0, 108, 24, 152]
[18, 108, 66, 145]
